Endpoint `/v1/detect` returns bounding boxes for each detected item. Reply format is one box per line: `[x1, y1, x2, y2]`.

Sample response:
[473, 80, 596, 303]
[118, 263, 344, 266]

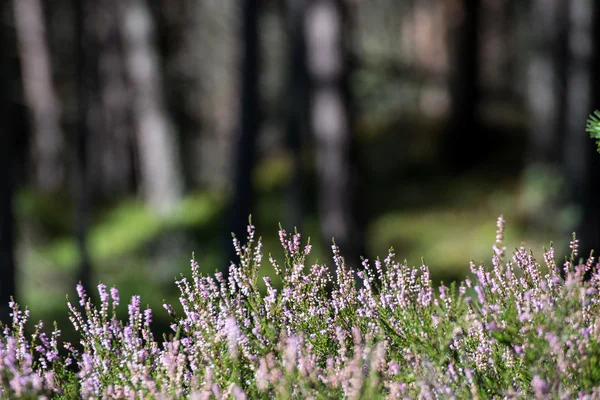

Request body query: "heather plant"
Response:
[2, 217, 600, 398]
[0, 302, 62, 399]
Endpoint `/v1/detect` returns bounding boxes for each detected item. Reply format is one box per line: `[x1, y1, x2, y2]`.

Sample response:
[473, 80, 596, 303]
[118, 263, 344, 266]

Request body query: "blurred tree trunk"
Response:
[509, 1, 532, 101]
[74, 0, 94, 291]
[13, 0, 64, 193]
[443, 0, 483, 171]
[480, 0, 511, 97]
[527, 0, 567, 165]
[90, 0, 136, 200]
[284, 0, 308, 230]
[520, 0, 568, 232]
[0, 1, 16, 324]
[563, 0, 600, 263]
[227, 0, 261, 269]
[119, 0, 183, 215]
[155, 0, 203, 192]
[191, 1, 238, 190]
[46, 0, 135, 202]
[305, 0, 365, 274]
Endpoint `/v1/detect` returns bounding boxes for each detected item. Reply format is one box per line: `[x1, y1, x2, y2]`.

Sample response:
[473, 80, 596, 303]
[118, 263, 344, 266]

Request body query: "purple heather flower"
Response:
[570, 234, 579, 258]
[493, 215, 506, 258]
[485, 321, 498, 331]
[225, 317, 240, 358]
[2, 219, 599, 398]
[128, 295, 141, 327]
[163, 303, 176, 318]
[289, 232, 301, 254]
[278, 229, 287, 251]
[532, 376, 549, 399]
[304, 244, 312, 255]
[110, 287, 120, 307]
[231, 385, 247, 400]
[144, 308, 152, 328]
[474, 285, 485, 304]
[98, 283, 109, 305]
[76, 284, 87, 307]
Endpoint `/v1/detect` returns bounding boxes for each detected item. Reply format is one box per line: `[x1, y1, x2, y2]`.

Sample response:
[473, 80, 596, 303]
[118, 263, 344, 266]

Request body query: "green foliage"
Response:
[38, 192, 224, 270]
[587, 110, 600, 152]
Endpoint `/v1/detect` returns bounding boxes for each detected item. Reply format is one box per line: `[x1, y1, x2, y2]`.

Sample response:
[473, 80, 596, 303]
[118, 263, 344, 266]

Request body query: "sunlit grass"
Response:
[30, 191, 224, 270]
[18, 191, 225, 318]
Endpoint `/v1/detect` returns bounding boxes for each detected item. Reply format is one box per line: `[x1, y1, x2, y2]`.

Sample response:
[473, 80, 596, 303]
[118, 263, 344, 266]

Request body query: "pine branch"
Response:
[586, 110, 600, 152]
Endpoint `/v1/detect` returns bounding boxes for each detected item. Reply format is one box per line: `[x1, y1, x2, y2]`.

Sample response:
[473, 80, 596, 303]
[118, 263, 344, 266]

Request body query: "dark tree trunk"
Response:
[521, 0, 569, 232]
[527, 0, 568, 166]
[227, 0, 261, 270]
[443, 0, 483, 172]
[564, 0, 600, 264]
[305, 0, 365, 276]
[155, 0, 203, 192]
[480, 0, 511, 95]
[74, 0, 94, 291]
[284, 0, 308, 231]
[13, 0, 64, 193]
[0, 1, 17, 324]
[91, 0, 136, 200]
[0, 121, 15, 325]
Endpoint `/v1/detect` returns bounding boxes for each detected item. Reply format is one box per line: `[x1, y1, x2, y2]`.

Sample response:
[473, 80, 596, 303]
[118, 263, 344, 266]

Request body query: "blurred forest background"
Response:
[1, 0, 600, 337]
